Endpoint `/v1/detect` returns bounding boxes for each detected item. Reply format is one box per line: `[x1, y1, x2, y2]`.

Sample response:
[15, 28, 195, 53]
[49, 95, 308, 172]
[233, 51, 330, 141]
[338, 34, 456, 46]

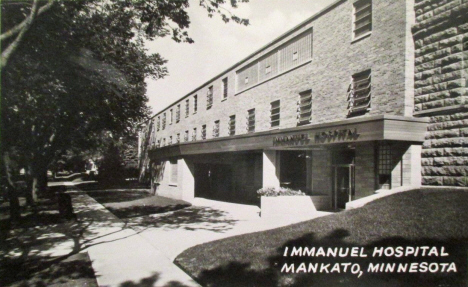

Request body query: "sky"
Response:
[145, 0, 336, 114]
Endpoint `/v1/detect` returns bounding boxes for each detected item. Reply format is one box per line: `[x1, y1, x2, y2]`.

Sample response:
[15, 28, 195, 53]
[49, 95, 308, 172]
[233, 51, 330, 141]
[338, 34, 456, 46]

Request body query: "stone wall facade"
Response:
[412, 0, 468, 186]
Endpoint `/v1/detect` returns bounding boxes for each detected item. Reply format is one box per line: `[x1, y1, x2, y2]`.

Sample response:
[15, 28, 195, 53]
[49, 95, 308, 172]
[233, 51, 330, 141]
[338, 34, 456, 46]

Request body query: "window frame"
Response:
[222, 77, 228, 100]
[270, 100, 280, 128]
[228, 115, 236, 136]
[352, 0, 372, 41]
[213, 120, 220, 138]
[169, 159, 178, 185]
[247, 108, 255, 133]
[207, 86, 213, 110]
[297, 90, 312, 126]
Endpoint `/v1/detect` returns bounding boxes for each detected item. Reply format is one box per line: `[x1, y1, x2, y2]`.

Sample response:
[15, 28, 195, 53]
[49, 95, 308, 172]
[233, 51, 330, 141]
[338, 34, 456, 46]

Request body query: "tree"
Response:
[1, 0, 249, 220]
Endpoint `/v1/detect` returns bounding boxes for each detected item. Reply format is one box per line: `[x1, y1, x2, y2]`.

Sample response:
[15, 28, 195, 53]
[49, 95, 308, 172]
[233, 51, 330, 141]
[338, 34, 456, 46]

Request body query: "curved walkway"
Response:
[64, 182, 329, 286]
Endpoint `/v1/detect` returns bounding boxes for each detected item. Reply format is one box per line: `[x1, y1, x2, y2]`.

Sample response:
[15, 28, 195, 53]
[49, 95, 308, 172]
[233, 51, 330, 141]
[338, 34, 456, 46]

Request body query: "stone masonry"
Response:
[413, 0, 468, 186]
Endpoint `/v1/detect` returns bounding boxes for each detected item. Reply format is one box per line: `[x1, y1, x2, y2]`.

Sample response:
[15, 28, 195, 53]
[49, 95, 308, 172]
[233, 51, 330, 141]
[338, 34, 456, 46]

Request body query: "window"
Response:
[162, 138, 166, 146]
[247, 108, 255, 133]
[157, 116, 160, 131]
[170, 159, 178, 184]
[378, 142, 392, 189]
[353, 0, 372, 39]
[169, 109, 173, 124]
[229, 115, 236, 136]
[292, 51, 298, 61]
[176, 133, 180, 143]
[213, 120, 220, 138]
[192, 127, 197, 141]
[162, 113, 166, 130]
[207, 86, 213, 109]
[201, 125, 207, 140]
[169, 136, 172, 145]
[347, 70, 371, 117]
[176, 104, 180, 123]
[185, 99, 189, 117]
[270, 100, 280, 128]
[194, 95, 198, 113]
[222, 78, 228, 100]
[245, 77, 249, 84]
[184, 130, 189, 142]
[297, 90, 312, 126]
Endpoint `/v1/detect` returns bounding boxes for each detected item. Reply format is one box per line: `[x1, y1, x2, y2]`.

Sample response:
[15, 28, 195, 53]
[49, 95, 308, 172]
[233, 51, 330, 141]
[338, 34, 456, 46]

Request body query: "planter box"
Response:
[260, 195, 330, 218]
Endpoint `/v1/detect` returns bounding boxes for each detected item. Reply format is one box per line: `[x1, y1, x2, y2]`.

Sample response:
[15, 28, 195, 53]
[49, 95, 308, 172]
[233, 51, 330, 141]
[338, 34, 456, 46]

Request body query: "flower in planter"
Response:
[257, 186, 305, 197]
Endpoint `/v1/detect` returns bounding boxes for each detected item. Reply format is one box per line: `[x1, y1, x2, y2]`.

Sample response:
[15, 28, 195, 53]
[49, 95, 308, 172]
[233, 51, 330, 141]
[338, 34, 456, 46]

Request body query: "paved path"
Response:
[60, 182, 330, 286]
[67, 185, 201, 287]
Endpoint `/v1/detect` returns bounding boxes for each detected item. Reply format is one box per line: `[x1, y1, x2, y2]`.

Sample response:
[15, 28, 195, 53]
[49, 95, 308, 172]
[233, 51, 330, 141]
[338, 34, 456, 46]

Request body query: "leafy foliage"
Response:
[257, 187, 306, 197]
[0, 0, 249, 210]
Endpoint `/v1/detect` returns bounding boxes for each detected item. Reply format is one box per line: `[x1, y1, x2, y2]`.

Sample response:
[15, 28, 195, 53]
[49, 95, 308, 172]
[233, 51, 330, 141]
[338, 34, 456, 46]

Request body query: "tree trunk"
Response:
[29, 161, 48, 204]
[3, 152, 21, 221]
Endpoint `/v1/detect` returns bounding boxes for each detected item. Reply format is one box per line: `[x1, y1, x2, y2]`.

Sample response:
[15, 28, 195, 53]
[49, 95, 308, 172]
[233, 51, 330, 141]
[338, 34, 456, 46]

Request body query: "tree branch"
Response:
[1, 0, 40, 69]
[0, 0, 55, 41]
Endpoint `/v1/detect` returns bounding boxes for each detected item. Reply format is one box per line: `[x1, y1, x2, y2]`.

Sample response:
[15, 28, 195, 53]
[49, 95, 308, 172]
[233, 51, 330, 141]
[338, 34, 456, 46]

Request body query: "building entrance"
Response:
[332, 149, 355, 210]
[334, 165, 355, 209]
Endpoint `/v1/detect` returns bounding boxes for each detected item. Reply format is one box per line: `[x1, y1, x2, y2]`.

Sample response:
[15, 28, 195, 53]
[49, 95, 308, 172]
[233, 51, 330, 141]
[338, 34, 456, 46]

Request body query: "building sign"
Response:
[273, 134, 310, 146]
[314, 128, 359, 144]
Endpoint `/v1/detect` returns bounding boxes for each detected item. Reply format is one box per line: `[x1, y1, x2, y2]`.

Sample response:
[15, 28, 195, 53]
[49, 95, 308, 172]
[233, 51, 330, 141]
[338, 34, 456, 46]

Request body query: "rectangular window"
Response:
[176, 104, 181, 123]
[207, 86, 213, 109]
[157, 116, 160, 131]
[170, 159, 178, 184]
[378, 142, 392, 189]
[169, 109, 173, 125]
[162, 113, 166, 130]
[270, 100, 280, 128]
[176, 133, 180, 143]
[297, 90, 312, 126]
[162, 138, 166, 147]
[229, 115, 236, 136]
[213, 120, 220, 138]
[192, 127, 197, 141]
[169, 136, 172, 145]
[353, 0, 372, 39]
[194, 95, 198, 113]
[184, 130, 189, 142]
[222, 78, 228, 100]
[247, 108, 255, 133]
[185, 99, 190, 117]
[348, 70, 371, 117]
[201, 125, 207, 140]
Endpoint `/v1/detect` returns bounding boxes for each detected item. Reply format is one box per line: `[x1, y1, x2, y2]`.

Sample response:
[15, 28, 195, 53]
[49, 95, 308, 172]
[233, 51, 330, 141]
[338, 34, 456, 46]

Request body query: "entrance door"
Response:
[334, 165, 355, 209]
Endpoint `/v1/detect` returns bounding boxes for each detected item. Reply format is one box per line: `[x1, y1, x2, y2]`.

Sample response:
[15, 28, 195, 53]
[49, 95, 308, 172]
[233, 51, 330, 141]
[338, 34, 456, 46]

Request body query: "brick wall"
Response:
[355, 142, 376, 199]
[148, 0, 413, 151]
[412, 0, 468, 186]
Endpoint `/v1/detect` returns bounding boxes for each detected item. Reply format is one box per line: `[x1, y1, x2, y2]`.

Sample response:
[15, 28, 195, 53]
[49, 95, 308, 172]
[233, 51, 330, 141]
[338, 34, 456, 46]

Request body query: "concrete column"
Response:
[263, 150, 280, 188]
[306, 151, 313, 193]
[180, 158, 195, 203]
[403, 145, 422, 186]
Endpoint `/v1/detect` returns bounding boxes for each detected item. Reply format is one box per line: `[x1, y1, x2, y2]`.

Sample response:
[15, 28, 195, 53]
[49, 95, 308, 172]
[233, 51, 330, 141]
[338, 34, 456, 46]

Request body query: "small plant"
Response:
[257, 186, 306, 197]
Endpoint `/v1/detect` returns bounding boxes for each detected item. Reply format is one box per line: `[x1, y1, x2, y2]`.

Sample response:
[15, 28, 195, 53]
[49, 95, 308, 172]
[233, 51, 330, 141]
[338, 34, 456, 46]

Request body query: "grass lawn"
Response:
[175, 188, 468, 287]
[86, 189, 191, 218]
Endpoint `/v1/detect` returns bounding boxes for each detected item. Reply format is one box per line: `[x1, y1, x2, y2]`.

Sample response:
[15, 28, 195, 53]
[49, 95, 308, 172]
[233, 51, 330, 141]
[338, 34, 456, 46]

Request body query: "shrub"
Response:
[257, 186, 306, 197]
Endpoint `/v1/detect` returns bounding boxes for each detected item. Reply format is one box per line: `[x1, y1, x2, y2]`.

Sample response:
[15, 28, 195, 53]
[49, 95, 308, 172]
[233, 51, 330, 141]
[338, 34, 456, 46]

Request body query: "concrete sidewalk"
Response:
[61, 182, 330, 286]
[67, 186, 200, 287]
